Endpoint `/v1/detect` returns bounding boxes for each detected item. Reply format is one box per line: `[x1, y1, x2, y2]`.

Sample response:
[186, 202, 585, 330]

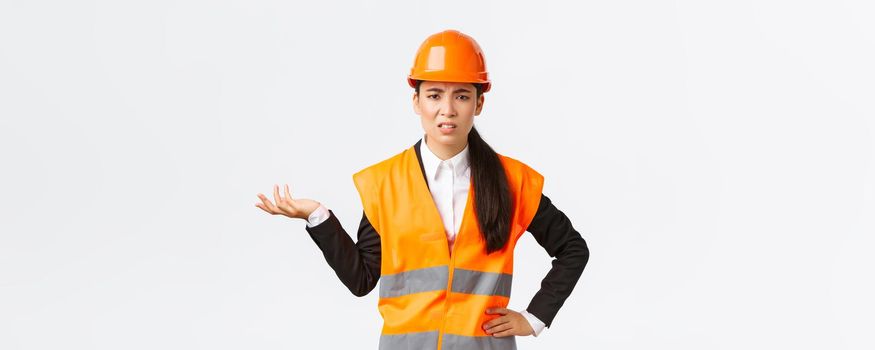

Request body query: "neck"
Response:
[424, 134, 466, 160]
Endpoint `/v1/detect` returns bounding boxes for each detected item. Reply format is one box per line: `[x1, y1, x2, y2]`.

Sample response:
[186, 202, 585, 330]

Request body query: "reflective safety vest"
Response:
[352, 144, 544, 350]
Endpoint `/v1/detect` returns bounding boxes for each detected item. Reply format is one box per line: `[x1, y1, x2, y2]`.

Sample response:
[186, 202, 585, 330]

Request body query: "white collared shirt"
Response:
[304, 135, 547, 336]
[418, 135, 471, 254]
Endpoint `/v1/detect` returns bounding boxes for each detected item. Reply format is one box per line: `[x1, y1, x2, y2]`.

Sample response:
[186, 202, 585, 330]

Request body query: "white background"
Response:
[1, 1, 873, 349]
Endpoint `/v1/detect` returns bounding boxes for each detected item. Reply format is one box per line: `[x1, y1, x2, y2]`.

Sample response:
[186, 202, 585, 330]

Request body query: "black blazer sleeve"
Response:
[524, 193, 590, 328]
[304, 209, 382, 297]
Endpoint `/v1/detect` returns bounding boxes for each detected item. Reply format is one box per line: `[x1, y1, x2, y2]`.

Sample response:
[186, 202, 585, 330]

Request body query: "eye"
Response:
[427, 94, 439, 99]
[457, 95, 470, 100]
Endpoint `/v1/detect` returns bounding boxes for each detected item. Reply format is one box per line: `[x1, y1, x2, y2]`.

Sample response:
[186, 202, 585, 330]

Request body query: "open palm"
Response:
[255, 184, 321, 220]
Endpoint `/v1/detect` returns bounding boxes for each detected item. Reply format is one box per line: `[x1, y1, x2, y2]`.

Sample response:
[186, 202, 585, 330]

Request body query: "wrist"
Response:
[305, 204, 330, 227]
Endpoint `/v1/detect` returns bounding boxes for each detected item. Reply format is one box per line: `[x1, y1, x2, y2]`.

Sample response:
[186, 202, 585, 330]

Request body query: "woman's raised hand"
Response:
[255, 184, 321, 220]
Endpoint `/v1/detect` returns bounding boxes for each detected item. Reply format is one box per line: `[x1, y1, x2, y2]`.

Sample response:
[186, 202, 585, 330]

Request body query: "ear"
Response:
[474, 94, 485, 116]
[412, 92, 422, 116]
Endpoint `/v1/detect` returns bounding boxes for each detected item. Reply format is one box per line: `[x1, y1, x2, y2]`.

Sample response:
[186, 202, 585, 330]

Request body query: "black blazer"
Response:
[305, 139, 589, 328]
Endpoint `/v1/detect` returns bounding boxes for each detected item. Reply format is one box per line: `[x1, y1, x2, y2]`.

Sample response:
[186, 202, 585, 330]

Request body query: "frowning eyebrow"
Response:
[424, 87, 473, 94]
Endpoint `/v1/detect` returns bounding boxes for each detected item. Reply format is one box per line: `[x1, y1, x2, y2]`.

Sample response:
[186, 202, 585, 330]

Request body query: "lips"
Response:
[438, 122, 457, 129]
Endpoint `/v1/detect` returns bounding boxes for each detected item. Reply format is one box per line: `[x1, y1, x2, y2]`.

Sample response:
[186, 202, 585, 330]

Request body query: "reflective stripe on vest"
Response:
[353, 141, 543, 350]
[380, 265, 448, 298]
[451, 268, 513, 297]
[379, 332, 517, 350]
[379, 331, 439, 350]
[380, 266, 512, 299]
[441, 333, 517, 350]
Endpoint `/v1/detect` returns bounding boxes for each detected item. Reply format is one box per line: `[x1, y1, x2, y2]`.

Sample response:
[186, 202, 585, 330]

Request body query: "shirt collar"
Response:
[419, 134, 470, 181]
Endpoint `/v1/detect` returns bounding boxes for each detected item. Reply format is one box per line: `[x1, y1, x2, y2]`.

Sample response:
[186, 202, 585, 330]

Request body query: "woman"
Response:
[256, 29, 589, 350]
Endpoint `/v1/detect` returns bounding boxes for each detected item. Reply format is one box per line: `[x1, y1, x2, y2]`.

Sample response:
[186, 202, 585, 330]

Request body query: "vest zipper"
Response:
[438, 240, 458, 350]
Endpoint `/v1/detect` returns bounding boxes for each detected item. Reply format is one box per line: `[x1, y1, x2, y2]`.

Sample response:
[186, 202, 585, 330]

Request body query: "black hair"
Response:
[414, 80, 513, 254]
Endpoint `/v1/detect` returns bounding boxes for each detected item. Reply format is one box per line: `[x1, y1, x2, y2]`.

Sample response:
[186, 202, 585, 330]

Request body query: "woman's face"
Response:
[413, 80, 485, 148]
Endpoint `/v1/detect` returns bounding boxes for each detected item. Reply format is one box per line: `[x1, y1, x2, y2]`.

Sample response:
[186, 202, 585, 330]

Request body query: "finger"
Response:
[255, 202, 278, 214]
[257, 193, 279, 213]
[273, 184, 282, 206]
[281, 184, 297, 212]
[486, 307, 509, 315]
[492, 328, 516, 337]
[485, 322, 513, 335]
[483, 316, 509, 330]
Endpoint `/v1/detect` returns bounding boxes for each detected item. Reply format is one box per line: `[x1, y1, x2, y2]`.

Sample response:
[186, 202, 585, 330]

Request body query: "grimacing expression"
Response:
[413, 80, 485, 147]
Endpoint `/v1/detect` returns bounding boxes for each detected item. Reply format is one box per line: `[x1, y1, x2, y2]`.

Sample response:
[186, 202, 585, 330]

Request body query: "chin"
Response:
[436, 135, 466, 146]
[432, 132, 458, 140]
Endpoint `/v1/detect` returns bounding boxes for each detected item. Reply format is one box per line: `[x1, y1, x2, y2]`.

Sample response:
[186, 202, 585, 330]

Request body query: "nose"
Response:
[439, 96, 456, 117]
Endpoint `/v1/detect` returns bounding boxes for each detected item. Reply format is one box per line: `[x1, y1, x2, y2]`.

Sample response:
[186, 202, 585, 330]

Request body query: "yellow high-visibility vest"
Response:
[352, 144, 543, 350]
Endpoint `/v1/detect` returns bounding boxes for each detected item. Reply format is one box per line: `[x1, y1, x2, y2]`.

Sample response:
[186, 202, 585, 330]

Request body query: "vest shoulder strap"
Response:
[497, 153, 545, 233]
[351, 148, 409, 234]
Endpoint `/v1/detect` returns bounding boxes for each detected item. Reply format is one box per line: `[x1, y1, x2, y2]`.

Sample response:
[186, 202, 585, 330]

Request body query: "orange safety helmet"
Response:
[407, 29, 492, 93]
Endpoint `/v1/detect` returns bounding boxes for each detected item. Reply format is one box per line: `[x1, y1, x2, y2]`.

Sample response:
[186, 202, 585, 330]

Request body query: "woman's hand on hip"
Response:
[482, 307, 535, 337]
[255, 184, 321, 220]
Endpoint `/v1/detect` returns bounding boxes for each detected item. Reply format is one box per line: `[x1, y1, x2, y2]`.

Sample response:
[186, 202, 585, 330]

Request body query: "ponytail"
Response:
[467, 126, 514, 254]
